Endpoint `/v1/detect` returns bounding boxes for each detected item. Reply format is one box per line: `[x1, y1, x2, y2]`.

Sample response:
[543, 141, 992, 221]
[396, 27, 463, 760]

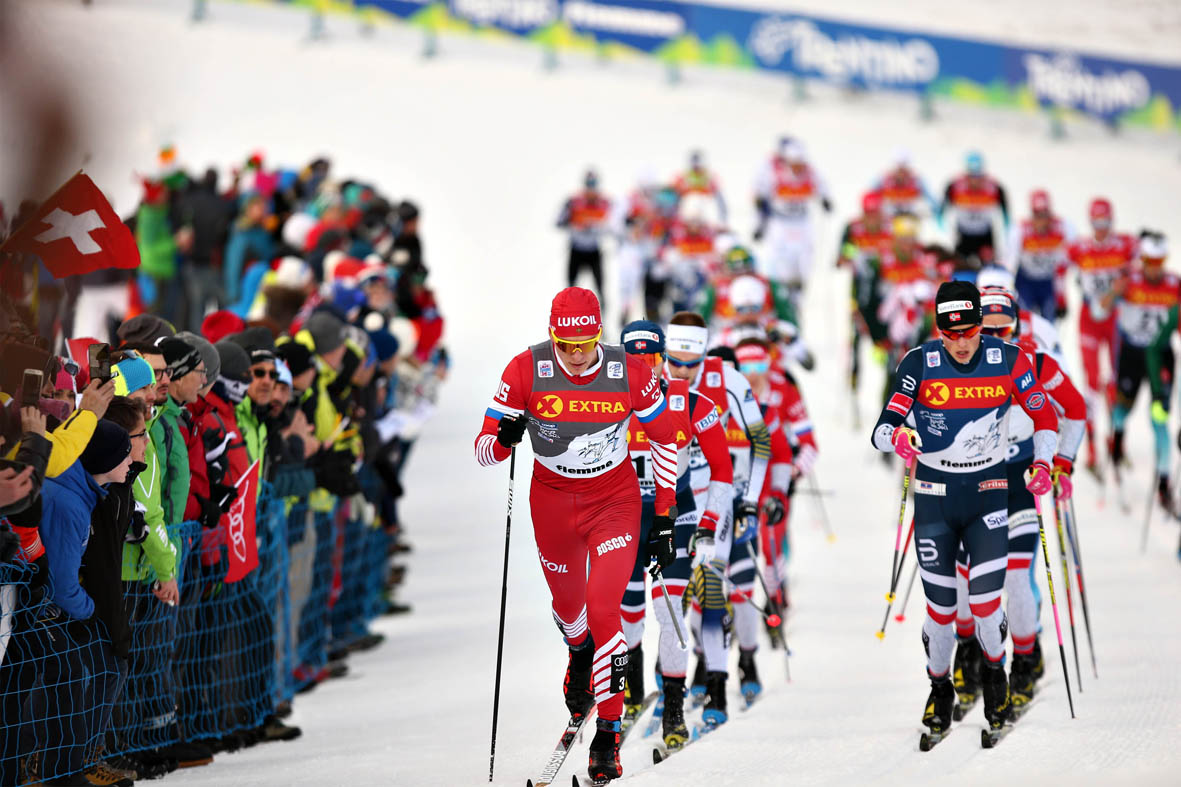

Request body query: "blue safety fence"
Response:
[243, 0, 1181, 132]
[1, 483, 395, 785]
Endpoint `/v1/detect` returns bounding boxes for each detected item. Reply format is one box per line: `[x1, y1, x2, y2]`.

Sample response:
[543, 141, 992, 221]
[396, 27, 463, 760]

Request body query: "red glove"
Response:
[1025, 460, 1053, 496]
[1052, 456, 1073, 501]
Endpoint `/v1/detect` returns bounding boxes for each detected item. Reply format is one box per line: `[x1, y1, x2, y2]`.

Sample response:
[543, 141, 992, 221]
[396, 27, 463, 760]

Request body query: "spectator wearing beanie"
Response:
[153, 336, 201, 526]
[116, 313, 175, 347]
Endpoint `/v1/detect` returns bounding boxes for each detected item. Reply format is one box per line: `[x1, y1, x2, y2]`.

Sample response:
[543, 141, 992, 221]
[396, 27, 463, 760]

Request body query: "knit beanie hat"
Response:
[934, 281, 982, 331]
[177, 331, 220, 383]
[275, 342, 314, 378]
[80, 420, 132, 476]
[214, 340, 251, 404]
[215, 341, 251, 384]
[156, 337, 201, 380]
[227, 326, 276, 356]
[111, 356, 155, 396]
[367, 330, 399, 362]
[201, 310, 246, 344]
[117, 314, 175, 347]
[305, 311, 346, 354]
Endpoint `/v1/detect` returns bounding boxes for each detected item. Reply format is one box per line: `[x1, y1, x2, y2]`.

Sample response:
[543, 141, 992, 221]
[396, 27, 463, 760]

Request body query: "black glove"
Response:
[761, 496, 786, 526]
[821, 197, 833, 213]
[199, 495, 221, 530]
[1055, 303, 1068, 321]
[753, 225, 765, 242]
[125, 505, 149, 544]
[211, 481, 239, 512]
[646, 507, 678, 575]
[496, 415, 528, 450]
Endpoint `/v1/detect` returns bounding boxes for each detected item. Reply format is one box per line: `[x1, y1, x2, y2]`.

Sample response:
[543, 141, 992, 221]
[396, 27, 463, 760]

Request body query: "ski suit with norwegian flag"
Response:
[620, 377, 732, 680]
[872, 335, 1058, 678]
[475, 342, 679, 721]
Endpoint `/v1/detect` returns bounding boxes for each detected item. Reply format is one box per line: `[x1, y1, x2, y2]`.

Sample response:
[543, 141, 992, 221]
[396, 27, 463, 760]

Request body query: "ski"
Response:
[526, 709, 597, 787]
[951, 694, 978, 721]
[620, 692, 659, 742]
[641, 693, 664, 739]
[571, 775, 614, 787]
[740, 685, 763, 711]
[651, 727, 703, 763]
[918, 726, 954, 752]
[981, 723, 1015, 748]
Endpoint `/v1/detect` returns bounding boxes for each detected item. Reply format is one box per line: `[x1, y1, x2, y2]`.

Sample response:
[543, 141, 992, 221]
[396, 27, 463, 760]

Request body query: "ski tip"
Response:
[919, 733, 931, 752]
[572, 775, 580, 787]
[652, 748, 663, 764]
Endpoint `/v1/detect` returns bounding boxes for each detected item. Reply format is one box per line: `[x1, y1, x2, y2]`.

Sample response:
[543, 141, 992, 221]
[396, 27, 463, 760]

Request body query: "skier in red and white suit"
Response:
[474, 287, 680, 782]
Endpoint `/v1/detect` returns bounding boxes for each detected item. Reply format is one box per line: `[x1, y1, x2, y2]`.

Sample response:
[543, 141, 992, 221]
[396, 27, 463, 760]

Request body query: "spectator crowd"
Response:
[0, 149, 446, 786]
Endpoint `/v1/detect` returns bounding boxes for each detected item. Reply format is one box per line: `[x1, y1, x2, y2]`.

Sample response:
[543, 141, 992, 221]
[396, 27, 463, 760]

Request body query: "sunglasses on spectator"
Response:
[128, 431, 147, 440]
[550, 329, 601, 355]
[253, 368, 280, 380]
[939, 324, 982, 341]
[666, 353, 705, 369]
[981, 323, 1016, 339]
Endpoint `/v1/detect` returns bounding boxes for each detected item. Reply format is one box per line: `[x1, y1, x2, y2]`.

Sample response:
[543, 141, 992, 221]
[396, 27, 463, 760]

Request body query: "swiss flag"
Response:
[0, 172, 140, 279]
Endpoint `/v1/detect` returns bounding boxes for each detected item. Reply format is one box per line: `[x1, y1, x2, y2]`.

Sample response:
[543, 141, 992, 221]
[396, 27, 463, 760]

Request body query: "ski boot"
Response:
[951, 636, 981, 720]
[661, 676, 690, 751]
[622, 645, 645, 732]
[1110, 430, 1125, 467]
[587, 718, 622, 784]
[982, 661, 1012, 735]
[921, 676, 955, 734]
[689, 657, 707, 708]
[1009, 651, 1036, 710]
[1158, 473, 1175, 516]
[564, 640, 595, 719]
[701, 671, 728, 729]
[738, 648, 762, 705]
[1031, 638, 1045, 681]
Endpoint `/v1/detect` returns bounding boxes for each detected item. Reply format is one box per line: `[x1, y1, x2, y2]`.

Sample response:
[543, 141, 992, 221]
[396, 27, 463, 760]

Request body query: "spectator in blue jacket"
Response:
[35, 420, 131, 784]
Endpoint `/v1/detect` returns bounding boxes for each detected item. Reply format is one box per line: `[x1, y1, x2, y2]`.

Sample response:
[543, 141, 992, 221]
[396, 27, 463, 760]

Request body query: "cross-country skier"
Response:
[1004, 189, 1074, 322]
[754, 138, 833, 314]
[664, 312, 772, 728]
[557, 171, 612, 309]
[1064, 197, 1137, 474]
[938, 151, 1009, 263]
[673, 150, 728, 226]
[474, 287, 680, 783]
[951, 286, 1085, 715]
[871, 149, 937, 220]
[870, 281, 1058, 743]
[617, 320, 733, 751]
[1104, 231, 1179, 509]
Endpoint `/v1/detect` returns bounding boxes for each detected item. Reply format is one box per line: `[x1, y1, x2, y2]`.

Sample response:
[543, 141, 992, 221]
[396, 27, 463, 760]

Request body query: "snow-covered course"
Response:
[3, 1, 1181, 784]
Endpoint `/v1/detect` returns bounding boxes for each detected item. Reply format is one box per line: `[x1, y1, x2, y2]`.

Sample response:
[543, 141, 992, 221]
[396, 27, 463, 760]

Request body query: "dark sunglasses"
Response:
[252, 368, 280, 380]
[666, 354, 705, 369]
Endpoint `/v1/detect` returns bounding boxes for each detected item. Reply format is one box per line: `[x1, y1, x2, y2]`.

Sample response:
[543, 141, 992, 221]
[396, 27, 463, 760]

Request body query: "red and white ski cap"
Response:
[734, 342, 770, 365]
[549, 287, 602, 340]
[1030, 189, 1050, 214]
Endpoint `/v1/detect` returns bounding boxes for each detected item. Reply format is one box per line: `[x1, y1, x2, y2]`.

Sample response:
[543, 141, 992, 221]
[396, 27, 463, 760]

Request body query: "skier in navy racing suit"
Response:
[870, 281, 1058, 739]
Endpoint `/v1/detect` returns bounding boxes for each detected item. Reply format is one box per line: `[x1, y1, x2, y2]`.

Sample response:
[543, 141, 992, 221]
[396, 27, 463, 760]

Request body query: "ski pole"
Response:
[1065, 497, 1098, 679]
[887, 460, 915, 601]
[1054, 496, 1083, 691]
[877, 515, 914, 640]
[1033, 493, 1076, 719]
[807, 472, 837, 543]
[894, 559, 919, 623]
[488, 448, 515, 782]
[745, 540, 792, 677]
[650, 563, 688, 650]
[762, 535, 793, 682]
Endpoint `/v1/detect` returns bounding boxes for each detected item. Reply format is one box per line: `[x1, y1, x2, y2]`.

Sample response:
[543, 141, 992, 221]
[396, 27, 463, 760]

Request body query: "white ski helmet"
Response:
[730, 275, 767, 313]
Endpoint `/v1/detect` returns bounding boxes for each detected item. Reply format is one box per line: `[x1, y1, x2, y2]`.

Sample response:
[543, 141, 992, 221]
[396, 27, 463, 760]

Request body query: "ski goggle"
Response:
[938, 324, 982, 341]
[739, 361, 770, 375]
[550, 328, 601, 355]
[629, 352, 665, 370]
[666, 353, 706, 369]
[980, 322, 1016, 339]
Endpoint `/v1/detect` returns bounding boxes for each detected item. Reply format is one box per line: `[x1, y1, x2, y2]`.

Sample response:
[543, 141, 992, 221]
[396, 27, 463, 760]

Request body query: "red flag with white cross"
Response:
[0, 171, 140, 278]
